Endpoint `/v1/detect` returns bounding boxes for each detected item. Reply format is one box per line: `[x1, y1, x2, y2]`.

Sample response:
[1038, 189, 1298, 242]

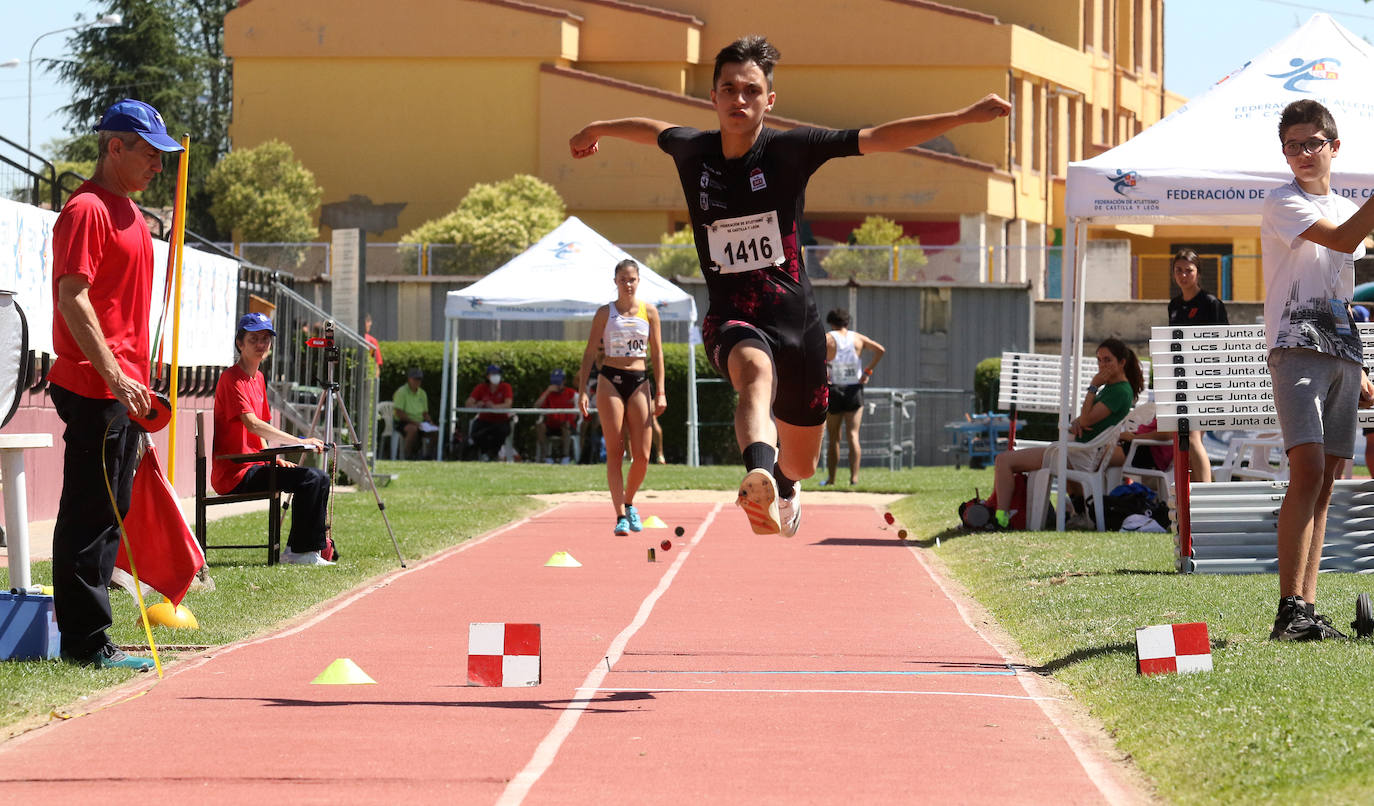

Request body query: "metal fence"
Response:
[824, 387, 976, 470]
[251, 278, 379, 479]
[224, 241, 1060, 288]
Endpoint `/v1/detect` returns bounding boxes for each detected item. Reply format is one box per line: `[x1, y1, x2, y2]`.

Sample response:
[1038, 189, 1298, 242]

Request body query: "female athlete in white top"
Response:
[577, 259, 667, 535]
[822, 308, 884, 485]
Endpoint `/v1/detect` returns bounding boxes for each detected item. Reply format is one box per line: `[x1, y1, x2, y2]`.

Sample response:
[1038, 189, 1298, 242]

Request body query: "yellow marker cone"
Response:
[311, 658, 378, 685]
[139, 602, 199, 629]
[544, 551, 582, 568]
[641, 515, 668, 529]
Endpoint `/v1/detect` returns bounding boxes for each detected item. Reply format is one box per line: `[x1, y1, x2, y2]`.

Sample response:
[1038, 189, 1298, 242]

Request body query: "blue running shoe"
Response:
[614, 516, 631, 536]
[625, 505, 643, 532]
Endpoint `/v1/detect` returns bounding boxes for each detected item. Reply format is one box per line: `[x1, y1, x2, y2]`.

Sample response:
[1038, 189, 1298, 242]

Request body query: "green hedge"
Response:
[377, 340, 738, 463]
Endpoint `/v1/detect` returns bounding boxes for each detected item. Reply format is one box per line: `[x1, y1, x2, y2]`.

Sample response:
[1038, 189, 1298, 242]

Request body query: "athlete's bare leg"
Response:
[622, 382, 653, 506]
[596, 382, 629, 516]
[844, 407, 863, 484]
[727, 340, 777, 451]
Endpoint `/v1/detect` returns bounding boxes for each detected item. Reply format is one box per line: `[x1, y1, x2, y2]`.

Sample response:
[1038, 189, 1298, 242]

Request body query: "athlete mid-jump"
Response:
[570, 35, 1009, 537]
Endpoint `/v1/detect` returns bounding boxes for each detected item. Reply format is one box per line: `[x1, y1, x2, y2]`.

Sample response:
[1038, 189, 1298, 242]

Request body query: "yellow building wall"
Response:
[775, 65, 1010, 167]
[537, 68, 1016, 240]
[956, 0, 1084, 49]
[227, 0, 579, 60]
[229, 59, 543, 239]
[224, 0, 1169, 263]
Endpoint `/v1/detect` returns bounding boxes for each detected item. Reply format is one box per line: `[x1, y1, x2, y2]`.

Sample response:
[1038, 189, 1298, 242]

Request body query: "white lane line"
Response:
[496, 502, 724, 806]
[593, 687, 1058, 701]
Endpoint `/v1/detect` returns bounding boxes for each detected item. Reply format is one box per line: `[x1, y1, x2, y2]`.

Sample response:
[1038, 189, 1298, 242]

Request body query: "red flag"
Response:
[117, 445, 205, 607]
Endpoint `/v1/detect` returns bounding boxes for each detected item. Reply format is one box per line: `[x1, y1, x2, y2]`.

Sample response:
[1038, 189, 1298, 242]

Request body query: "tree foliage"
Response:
[820, 215, 928, 280]
[205, 140, 321, 243]
[402, 175, 566, 274]
[643, 228, 702, 279]
[51, 0, 236, 236]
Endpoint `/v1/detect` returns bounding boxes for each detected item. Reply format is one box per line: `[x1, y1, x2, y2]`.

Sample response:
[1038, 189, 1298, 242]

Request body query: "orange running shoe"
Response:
[736, 468, 781, 534]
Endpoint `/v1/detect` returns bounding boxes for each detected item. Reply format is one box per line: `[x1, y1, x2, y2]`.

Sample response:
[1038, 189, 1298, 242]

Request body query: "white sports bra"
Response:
[604, 300, 649, 358]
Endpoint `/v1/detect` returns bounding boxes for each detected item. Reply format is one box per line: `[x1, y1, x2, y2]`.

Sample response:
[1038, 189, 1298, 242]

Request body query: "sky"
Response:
[6, 0, 1374, 159]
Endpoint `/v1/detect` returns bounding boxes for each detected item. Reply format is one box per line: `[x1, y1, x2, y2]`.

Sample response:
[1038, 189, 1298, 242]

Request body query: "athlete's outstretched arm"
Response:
[570, 118, 677, 159]
[857, 94, 1010, 155]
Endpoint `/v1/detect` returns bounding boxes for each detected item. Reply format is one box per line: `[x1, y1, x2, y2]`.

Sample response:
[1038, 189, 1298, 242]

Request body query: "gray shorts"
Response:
[1267, 348, 1361, 459]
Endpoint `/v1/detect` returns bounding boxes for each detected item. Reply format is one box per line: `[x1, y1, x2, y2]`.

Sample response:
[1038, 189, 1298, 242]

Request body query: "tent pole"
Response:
[438, 317, 452, 461]
[1054, 219, 1086, 531]
[687, 318, 699, 467]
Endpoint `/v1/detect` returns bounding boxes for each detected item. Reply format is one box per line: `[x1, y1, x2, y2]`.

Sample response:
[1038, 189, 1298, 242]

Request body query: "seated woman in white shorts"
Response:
[990, 338, 1144, 529]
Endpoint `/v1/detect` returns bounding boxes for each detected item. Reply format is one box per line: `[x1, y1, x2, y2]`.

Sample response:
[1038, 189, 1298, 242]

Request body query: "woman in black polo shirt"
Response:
[1167, 248, 1228, 483]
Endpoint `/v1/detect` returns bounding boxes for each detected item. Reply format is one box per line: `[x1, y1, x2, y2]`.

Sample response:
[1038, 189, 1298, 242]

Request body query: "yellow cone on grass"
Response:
[641, 515, 667, 529]
[544, 551, 582, 568]
[311, 658, 377, 685]
[137, 602, 199, 629]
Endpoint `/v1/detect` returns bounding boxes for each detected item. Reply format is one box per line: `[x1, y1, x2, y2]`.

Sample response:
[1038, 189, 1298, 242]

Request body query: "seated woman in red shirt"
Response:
[212, 313, 332, 565]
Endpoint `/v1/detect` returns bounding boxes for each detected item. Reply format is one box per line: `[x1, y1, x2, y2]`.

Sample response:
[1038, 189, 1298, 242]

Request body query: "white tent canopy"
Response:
[440, 216, 702, 462]
[1055, 13, 1372, 527]
[1066, 13, 1374, 226]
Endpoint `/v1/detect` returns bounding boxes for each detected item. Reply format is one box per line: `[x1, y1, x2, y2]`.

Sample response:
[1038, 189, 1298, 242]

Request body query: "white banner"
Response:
[0, 197, 237, 367]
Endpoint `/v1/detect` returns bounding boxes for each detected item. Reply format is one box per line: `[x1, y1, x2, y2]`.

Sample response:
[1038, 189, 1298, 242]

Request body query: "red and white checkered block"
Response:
[1135, 622, 1212, 676]
[467, 623, 541, 687]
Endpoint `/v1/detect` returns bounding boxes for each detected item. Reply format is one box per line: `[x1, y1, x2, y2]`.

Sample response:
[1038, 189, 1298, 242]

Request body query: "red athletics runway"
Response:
[0, 500, 1140, 804]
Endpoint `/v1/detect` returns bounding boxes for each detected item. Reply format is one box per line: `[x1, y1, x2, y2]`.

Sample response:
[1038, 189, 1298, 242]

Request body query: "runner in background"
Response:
[821, 308, 884, 486]
[577, 259, 667, 535]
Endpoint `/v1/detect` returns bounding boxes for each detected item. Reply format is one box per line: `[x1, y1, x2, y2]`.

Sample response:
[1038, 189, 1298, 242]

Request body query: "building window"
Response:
[1032, 83, 1044, 172]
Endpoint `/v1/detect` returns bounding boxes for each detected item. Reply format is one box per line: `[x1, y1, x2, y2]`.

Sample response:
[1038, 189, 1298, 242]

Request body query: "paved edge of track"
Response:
[908, 540, 1153, 805]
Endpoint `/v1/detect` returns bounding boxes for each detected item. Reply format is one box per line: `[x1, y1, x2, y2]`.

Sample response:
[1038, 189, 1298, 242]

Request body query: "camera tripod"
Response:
[305, 322, 406, 567]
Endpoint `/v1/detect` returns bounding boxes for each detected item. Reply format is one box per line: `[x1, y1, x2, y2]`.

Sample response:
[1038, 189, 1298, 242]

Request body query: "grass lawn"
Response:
[6, 462, 1374, 804]
[890, 466, 1374, 806]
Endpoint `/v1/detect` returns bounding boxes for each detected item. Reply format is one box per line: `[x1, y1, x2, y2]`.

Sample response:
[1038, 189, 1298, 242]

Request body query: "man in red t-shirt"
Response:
[363, 313, 383, 378]
[49, 100, 184, 670]
[534, 368, 579, 463]
[213, 313, 330, 564]
[464, 363, 513, 460]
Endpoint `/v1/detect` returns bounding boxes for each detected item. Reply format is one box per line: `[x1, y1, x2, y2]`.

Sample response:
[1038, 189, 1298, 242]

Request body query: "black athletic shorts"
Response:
[703, 313, 829, 427]
[827, 383, 863, 414]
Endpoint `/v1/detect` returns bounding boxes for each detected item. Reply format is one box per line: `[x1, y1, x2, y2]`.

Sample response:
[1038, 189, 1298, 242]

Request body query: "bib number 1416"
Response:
[707, 211, 784, 274]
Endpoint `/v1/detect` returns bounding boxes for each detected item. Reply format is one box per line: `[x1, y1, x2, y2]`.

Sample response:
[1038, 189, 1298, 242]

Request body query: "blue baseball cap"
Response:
[487, 364, 501, 375]
[550, 369, 565, 383]
[95, 99, 184, 153]
[237, 312, 275, 334]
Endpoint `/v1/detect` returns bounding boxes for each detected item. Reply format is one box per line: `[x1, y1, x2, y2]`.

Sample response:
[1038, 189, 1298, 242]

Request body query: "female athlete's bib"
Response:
[604, 300, 649, 358]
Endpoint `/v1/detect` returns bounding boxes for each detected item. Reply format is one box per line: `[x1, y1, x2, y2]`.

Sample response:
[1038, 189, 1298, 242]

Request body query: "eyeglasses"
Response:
[1282, 137, 1335, 157]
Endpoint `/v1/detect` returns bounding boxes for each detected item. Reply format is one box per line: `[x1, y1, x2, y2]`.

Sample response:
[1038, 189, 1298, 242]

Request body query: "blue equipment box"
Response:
[0, 591, 61, 661]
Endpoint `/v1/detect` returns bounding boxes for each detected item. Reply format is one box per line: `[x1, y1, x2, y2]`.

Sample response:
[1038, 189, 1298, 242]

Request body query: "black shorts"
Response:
[703, 312, 829, 427]
[827, 384, 863, 414]
[598, 365, 647, 400]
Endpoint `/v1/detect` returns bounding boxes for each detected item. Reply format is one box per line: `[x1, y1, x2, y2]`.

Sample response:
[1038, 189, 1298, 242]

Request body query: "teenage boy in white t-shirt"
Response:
[1261, 99, 1374, 641]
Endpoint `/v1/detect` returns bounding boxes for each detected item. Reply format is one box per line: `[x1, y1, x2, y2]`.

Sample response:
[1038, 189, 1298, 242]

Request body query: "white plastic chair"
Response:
[1212, 432, 1288, 482]
[376, 401, 399, 460]
[1028, 403, 1154, 531]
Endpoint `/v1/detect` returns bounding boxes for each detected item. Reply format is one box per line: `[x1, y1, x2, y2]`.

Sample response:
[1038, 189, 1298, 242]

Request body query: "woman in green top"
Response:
[991, 338, 1144, 528]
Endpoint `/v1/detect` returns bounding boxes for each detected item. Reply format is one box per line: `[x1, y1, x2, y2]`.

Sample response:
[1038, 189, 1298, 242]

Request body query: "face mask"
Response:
[489, 374, 501, 385]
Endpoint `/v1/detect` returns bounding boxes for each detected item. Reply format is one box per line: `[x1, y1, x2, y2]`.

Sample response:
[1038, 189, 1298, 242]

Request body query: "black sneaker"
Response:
[1311, 611, 1349, 640]
[1270, 596, 1323, 641]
